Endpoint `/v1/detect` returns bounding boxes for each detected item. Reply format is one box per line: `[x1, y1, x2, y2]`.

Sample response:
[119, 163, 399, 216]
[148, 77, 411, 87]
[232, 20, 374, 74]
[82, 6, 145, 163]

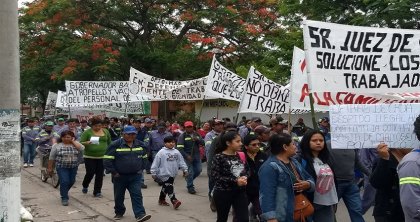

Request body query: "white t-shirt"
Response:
[313, 157, 338, 205]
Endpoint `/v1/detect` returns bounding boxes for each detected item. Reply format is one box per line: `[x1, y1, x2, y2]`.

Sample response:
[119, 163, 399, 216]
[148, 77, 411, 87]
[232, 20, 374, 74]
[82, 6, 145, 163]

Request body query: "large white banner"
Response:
[129, 67, 208, 100]
[65, 81, 149, 106]
[330, 104, 420, 149]
[303, 20, 420, 93]
[205, 56, 246, 101]
[56, 90, 150, 114]
[291, 47, 420, 111]
[238, 66, 290, 114]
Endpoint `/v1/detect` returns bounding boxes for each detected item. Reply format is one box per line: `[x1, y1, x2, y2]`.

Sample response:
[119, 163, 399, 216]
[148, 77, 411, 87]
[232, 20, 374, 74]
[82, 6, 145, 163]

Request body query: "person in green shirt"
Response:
[80, 117, 111, 197]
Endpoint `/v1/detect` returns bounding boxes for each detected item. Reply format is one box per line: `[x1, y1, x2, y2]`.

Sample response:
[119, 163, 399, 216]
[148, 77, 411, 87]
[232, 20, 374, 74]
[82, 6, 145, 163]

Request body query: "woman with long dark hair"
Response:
[259, 133, 315, 222]
[48, 130, 84, 206]
[80, 117, 111, 197]
[211, 131, 249, 222]
[299, 130, 338, 222]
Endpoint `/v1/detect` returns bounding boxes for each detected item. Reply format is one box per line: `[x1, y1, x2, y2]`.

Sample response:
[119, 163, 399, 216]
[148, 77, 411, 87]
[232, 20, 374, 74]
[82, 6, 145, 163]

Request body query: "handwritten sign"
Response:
[204, 56, 246, 101]
[330, 104, 420, 149]
[303, 20, 420, 93]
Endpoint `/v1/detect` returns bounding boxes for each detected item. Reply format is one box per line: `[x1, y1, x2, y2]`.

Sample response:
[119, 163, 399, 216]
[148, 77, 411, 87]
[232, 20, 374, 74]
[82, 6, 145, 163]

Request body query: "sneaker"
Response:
[209, 197, 217, 212]
[136, 214, 151, 222]
[61, 199, 69, 206]
[172, 200, 181, 209]
[23, 163, 28, 168]
[141, 184, 148, 189]
[146, 170, 151, 174]
[29, 164, 34, 167]
[113, 214, 123, 220]
[82, 187, 88, 194]
[94, 193, 102, 198]
[158, 199, 170, 206]
[187, 187, 196, 194]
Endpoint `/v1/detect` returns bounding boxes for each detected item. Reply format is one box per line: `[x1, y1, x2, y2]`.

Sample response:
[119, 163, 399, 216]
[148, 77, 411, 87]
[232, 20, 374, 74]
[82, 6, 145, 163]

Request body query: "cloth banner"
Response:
[303, 20, 420, 93]
[330, 104, 420, 149]
[65, 81, 149, 106]
[204, 56, 246, 101]
[129, 67, 209, 100]
[238, 66, 290, 114]
[44, 91, 57, 115]
[291, 47, 420, 111]
[56, 90, 150, 115]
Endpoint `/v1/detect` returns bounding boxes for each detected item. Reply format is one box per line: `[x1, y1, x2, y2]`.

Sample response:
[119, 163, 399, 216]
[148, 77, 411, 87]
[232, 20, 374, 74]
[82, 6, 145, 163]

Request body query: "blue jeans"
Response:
[112, 174, 146, 218]
[56, 167, 78, 200]
[337, 180, 365, 222]
[23, 143, 36, 164]
[185, 157, 202, 188]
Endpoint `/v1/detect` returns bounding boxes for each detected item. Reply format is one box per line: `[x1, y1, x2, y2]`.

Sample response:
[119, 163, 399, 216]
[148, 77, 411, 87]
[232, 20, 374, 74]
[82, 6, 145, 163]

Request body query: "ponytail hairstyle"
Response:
[214, 131, 240, 154]
[414, 114, 420, 141]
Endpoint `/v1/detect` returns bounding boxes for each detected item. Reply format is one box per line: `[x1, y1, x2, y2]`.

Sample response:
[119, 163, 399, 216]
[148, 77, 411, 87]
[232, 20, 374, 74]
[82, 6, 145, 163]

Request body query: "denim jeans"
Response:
[185, 157, 202, 188]
[112, 174, 146, 218]
[56, 167, 78, 200]
[23, 143, 36, 164]
[337, 180, 365, 222]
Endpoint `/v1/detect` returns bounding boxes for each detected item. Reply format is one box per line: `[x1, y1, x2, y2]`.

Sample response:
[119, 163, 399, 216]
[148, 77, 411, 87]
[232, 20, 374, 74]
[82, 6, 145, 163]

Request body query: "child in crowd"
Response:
[151, 136, 188, 209]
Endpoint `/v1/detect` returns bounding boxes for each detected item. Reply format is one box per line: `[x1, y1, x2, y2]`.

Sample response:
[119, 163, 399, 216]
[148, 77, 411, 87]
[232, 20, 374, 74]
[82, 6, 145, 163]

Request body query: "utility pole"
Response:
[0, 1, 21, 221]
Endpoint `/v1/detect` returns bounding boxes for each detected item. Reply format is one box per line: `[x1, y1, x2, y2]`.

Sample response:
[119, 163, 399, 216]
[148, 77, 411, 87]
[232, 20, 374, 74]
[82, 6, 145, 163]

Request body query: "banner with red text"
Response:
[291, 47, 420, 111]
[303, 20, 420, 93]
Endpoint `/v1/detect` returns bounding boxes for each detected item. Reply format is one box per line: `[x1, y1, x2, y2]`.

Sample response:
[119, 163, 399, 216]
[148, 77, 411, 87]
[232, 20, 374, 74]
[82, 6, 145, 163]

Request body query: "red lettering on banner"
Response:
[300, 60, 306, 72]
[336, 92, 346, 104]
[299, 84, 309, 102]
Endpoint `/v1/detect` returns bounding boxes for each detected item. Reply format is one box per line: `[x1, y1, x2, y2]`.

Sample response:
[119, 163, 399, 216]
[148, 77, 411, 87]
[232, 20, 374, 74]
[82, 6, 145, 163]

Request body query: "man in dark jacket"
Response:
[103, 126, 151, 222]
[177, 121, 204, 194]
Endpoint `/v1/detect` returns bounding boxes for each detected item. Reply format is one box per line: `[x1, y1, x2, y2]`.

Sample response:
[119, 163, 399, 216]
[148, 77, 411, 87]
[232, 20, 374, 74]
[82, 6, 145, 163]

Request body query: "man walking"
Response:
[22, 118, 41, 167]
[177, 121, 204, 194]
[103, 126, 151, 222]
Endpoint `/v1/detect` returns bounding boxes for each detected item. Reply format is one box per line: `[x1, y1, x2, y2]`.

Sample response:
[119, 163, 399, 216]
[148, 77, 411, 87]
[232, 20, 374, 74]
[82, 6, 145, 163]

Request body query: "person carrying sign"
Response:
[177, 121, 204, 194]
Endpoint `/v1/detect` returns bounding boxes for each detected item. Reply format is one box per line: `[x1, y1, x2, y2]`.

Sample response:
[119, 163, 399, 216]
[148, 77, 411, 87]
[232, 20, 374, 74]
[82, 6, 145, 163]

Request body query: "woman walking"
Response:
[211, 131, 249, 222]
[80, 117, 111, 197]
[259, 133, 315, 222]
[299, 130, 338, 222]
[48, 130, 84, 206]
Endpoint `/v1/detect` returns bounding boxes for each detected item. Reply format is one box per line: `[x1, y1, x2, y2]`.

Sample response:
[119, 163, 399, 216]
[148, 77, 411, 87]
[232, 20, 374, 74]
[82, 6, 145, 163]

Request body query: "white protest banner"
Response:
[56, 90, 150, 114]
[204, 56, 246, 102]
[303, 20, 420, 93]
[238, 66, 290, 114]
[129, 67, 208, 100]
[291, 47, 420, 111]
[65, 81, 150, 106]
[329, 103, 420, 149]
[44, 91, 57, 115]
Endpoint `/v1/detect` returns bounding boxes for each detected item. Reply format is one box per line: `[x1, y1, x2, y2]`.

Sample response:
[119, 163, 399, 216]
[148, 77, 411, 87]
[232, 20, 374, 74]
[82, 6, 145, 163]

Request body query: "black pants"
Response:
[82, 158, 104, 195]
[213, 189, 249, 222]
[159, 177, 176, 201]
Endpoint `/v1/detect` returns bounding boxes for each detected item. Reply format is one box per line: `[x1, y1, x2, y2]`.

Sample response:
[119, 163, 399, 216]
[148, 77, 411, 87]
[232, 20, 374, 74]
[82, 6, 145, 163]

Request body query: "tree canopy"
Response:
[20, 0, 420, 107]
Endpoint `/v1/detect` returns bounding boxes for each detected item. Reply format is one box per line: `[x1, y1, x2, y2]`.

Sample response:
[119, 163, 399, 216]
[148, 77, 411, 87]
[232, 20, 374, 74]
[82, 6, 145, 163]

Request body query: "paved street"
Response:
[22, 158, 374, 222]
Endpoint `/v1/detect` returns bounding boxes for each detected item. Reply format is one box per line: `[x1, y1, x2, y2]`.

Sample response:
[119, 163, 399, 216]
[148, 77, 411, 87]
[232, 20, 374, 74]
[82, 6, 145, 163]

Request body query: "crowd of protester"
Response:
[20, 113, 420, 222]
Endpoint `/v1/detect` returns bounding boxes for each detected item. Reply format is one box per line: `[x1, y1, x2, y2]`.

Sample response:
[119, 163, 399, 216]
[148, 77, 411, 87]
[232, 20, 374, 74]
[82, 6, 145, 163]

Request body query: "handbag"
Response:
[290, 161, 314, 222]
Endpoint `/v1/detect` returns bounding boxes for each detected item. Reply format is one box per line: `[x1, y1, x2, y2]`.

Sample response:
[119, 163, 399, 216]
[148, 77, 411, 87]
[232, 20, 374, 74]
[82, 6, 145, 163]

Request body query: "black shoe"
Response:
[141, 184, 148, 189]
[113, 214, 123, 220]
[146, 170, 151, 174]
[136, 214, 151, 222]
[188, 187, 196, 194]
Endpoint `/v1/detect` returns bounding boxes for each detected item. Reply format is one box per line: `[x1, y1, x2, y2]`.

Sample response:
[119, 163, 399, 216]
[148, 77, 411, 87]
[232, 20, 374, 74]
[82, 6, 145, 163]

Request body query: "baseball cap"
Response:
[58, 118, 64, 121]
[251, 117, 262, 122]
[122, 126, 137, 134]
[44, 121, 54, 126]
[319, 117, 330, 123]
[157, 122, 166, 128]
[270, 116, 287, 125]
[184, 121, 194, 127]
[254, 125, 271, 135]
[144, 118, 152, 123]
